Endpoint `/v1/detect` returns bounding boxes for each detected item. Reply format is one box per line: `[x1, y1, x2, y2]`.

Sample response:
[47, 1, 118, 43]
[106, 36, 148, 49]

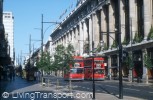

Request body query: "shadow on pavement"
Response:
[0, 76, 38, 99]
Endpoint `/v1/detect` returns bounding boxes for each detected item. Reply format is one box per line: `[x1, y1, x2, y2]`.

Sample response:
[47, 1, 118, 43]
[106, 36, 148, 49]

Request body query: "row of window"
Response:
[52, 0, 97, 42]
[3, 12, 11, 15]
[4, 16, 11, 18]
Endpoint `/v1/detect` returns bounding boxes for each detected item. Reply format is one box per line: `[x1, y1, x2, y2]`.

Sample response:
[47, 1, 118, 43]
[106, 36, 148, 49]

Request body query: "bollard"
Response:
[48, 79, 50, 87]
[56, 79, 59, 90]
[43, 78, 45, 83]
[42, 77, 46, 87]
[69, 79, 72, 93]
[41, 77, 43, 85]
[137, 77, 141, 83]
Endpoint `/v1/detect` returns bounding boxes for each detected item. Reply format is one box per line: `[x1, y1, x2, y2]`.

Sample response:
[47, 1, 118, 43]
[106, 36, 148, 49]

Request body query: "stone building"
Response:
[3, 12, 15, 64]
[0, 0, 11, 65]
[0, 0, 11, 81]
[50, 0, 153, 81]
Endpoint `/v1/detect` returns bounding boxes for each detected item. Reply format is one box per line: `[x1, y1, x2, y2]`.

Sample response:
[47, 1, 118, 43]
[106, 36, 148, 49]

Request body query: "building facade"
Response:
[50, 0, 153, 81]
[0, 0, 11, 66]
[3, 12, 14, 63]
[0, 0, 11, 81]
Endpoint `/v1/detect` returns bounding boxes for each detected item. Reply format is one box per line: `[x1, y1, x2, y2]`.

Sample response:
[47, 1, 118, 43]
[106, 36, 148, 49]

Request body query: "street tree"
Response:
[144, 53, 153, 83]
[53, 43, 75, 76]
[53, 44, 66, 76]
[43, 52, 54, 72]
[125, 52, 134, 82]
[36, 51, 53, 74]
[64, 43, 75, 91]
[64, 43, 75, 70]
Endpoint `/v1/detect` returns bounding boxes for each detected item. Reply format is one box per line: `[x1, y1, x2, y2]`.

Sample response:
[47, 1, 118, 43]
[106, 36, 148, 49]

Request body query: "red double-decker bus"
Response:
[64, 56, 84, 81]
[84, 57, 105, 80]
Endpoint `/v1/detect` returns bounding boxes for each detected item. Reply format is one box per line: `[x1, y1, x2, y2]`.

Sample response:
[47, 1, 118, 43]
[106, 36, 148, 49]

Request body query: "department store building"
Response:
[50, 0, 153, 80]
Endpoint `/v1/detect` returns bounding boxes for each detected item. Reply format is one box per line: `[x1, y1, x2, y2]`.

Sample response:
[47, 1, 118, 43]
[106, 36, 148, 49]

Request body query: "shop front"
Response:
[133, 50, 143, 78]
[147, 48, 153, 79]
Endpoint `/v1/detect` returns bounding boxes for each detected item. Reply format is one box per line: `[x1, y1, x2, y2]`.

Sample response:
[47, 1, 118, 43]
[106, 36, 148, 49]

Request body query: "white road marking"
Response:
[149, 91, 153, 94]
[105, 85, 118, 88]
[124, 88, 140, 91]
[87, 88, 90, 90]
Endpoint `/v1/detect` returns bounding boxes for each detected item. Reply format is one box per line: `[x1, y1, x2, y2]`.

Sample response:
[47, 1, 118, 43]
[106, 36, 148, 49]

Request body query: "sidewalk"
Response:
[105, 77, 153, 86]
[0, 75, 151, 100]
[122, 77, 153, 87]
[42, 75, 148, 100]
[0, 76, 77, 100]
[0, 80, 8, 97]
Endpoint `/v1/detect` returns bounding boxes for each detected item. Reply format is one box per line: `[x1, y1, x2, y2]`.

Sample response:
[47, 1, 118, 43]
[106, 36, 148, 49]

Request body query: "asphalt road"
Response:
[49, 76, 153, 100]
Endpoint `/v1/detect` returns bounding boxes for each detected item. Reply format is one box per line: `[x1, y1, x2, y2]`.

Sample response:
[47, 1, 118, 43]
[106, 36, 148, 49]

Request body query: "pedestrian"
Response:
[37, 71, 41, 82]
[9, 69, 13, 81]
[2, 66, 5, 80]
[34, 71, 37, 81]
[0, 65, 3, 80]
[12, 68, 15, 80]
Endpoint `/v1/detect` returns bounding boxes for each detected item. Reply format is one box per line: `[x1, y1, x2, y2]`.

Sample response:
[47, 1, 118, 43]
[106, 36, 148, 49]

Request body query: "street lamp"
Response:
[41, 14, 61, 59]
[117, 0, 123, 98]
[91, 54, 95, 99]
[100, 30, 123, 99]
[99, 0, 123, 99]
[40, 14, 61, 78]
[88, 40, 104, 100]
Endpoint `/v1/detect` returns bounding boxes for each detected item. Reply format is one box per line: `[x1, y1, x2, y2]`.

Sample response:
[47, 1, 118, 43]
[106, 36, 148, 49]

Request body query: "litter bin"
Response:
[137, 77, 141, 83]
[43, 78, 45, 83]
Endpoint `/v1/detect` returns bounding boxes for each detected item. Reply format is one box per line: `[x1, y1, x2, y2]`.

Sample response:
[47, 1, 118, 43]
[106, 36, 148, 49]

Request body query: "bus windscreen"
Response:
[94, 69, 104, 74]
[70, 68, 84, 74]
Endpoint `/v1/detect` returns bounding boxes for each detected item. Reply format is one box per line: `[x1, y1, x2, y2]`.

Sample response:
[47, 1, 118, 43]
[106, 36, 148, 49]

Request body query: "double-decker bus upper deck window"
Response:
[94, 60, 104, 64]
[84, 59, 92, 66]
[74, 63, 80, 67]
[74, 59, 83, 62]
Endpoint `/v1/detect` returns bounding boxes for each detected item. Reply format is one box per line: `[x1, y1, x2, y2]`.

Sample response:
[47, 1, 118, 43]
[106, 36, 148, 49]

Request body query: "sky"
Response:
[3, 0, 77, 61]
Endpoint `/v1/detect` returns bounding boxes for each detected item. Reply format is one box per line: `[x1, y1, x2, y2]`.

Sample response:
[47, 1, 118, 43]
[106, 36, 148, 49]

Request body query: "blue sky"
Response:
[3, 0, 77, 60]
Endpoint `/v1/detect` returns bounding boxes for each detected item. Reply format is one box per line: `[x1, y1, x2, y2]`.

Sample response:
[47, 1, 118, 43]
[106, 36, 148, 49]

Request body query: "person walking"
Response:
[37, 71, 41, 82]
[12, 67, 15, 80]
[34, 71, 37, 81]
[9, 69, 13, 81]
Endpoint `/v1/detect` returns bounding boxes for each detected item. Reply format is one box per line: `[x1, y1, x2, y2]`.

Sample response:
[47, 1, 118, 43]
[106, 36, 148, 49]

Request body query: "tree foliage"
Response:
[54, 44, 66, 71]
[111, 40, 117, 48]
[36, 51, 53, 72]
[133, 32, 143, 43]
[64, 43, 75, 70]
[144, 53, 153, 69]
[125, 53, 134, 69]
[103, 43, 108, 50]
[148, 25, 153, 40]
[36, 43, 75, 73]
[83, 43, 89, 54]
